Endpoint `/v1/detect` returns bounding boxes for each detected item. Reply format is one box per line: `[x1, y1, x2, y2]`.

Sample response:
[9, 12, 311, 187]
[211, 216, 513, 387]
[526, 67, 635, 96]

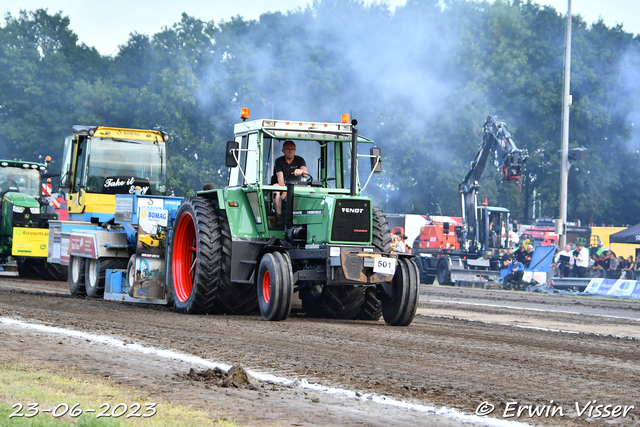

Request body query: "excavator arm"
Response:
[458, 116, 527, 251]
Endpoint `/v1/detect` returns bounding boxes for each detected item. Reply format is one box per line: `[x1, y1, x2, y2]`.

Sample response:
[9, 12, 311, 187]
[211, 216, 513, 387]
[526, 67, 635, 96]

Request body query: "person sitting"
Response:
[607, 251, 619, 279]
[0, 171, 20, 193]
[273, 140, 307, 225]
[503, 257, 525, 289]
[634, 257, 640, 280]
[621, 256, 634, 279]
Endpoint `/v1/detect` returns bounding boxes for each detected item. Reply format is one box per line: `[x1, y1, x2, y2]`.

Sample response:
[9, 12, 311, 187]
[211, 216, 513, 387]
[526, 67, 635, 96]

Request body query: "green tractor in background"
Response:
[0, 159, 67, 279]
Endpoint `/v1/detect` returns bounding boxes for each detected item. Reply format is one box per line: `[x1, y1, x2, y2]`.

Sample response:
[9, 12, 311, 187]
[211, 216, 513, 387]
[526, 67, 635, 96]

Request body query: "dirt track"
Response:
[1, 277, 639, 426]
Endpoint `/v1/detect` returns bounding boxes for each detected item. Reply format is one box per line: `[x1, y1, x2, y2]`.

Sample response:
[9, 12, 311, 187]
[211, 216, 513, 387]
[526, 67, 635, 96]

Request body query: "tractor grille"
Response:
[331, 199, 370, 243]
[12, 212, 39, 228]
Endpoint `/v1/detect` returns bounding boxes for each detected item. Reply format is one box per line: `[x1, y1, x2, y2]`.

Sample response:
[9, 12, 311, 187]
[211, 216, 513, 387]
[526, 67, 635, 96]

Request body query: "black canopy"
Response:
[609, 223, 640, 244]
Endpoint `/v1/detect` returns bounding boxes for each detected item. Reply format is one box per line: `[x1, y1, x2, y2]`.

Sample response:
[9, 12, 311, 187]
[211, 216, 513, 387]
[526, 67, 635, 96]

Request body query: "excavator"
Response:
[413, 115, 527, 285]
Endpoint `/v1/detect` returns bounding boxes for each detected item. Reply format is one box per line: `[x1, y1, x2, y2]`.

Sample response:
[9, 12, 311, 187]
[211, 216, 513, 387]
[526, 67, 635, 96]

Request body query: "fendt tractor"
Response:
[413, 116, 527, 285]
[0, 158, 66, 279]
[48, 111, 419, 326]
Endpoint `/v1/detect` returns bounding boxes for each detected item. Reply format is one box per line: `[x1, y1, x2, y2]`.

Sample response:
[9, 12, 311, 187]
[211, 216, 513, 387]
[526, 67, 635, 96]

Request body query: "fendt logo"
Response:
[341, 208, 364, 214]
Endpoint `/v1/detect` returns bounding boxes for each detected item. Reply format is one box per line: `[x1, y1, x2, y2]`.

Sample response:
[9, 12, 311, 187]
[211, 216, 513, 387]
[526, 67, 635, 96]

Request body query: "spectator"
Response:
[503, 257, 525, 288]
[501, 247, 514, 264]
[554, 244, 574, 278]
[608, 251, 619, 279]
[595, 251, 610, 278]
[394, 234, 407, 254]
[621, 256, 634, 279]
[515, 244, 528, 265]
[572, 242, 590, 278]
[634, 257, 640, 280]
[587, 254, 599, 278]
[523, 244, 534, 268]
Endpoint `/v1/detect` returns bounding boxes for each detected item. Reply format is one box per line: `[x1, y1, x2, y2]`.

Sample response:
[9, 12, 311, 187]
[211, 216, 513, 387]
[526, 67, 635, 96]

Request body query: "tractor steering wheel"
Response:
[284, 172, 313, 185]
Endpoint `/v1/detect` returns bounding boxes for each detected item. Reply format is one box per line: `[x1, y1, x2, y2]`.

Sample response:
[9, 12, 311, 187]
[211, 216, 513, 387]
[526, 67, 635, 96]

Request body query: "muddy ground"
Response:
[0, 277, 639, 426]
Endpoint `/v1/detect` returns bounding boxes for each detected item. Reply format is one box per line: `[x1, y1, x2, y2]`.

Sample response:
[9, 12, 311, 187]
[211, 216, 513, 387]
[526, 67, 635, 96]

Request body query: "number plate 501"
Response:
[373, 257, 396, 275]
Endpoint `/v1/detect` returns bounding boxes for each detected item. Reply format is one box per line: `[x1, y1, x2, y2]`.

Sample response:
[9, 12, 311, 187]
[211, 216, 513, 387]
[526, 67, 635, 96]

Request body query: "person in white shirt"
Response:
[573, 242, 590, 277]
[554, 244, 574, 277]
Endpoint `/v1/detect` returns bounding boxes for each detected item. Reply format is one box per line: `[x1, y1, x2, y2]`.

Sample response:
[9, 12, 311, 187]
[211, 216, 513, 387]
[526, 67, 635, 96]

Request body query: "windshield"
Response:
[85, 138, 166, 196]
[251, 137, 353, 189]
[0, 167, 41, 198]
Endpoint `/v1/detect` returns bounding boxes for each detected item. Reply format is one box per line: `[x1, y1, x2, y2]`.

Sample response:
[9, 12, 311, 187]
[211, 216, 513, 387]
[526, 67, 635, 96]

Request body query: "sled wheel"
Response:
[68, 256, 86, 296]
[257, 252, 293, 321]
[380, 258, 419, 326]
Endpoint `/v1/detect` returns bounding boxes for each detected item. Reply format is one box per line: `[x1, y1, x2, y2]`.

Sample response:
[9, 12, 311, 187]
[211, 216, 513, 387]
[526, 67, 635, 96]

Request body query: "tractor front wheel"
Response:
[257, 252, 293, 321]
[380, 258, 419, 326]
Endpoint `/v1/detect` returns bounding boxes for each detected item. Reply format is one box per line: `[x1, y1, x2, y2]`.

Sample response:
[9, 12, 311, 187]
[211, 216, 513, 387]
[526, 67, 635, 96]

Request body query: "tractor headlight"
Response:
[30, 207, 40, 214]
[329, 247, 341, 257]
[13, 206, 25, 213]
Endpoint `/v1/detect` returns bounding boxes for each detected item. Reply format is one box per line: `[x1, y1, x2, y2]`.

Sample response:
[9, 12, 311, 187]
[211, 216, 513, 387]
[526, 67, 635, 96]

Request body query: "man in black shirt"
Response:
[274, 140, 307, 220]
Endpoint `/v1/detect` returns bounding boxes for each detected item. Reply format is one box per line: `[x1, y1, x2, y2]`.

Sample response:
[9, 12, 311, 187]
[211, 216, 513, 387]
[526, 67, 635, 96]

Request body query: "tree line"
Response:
[1, 0, 639, 225]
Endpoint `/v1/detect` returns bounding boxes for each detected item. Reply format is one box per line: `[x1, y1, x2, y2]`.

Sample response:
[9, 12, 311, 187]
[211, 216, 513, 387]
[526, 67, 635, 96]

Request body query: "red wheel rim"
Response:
[262, 270, 271, 303]
[172, 212, 197, 303]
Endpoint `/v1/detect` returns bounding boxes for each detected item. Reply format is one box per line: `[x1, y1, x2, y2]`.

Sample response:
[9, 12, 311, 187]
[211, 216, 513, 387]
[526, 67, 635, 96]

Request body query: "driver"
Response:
[274, 140, 307, 222]
[0, 171, 19, 193]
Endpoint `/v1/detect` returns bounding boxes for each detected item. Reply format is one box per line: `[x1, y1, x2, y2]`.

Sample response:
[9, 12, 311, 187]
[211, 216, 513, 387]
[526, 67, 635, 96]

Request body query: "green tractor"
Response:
[0, 159, 66, 279]
[169, 111, 419, 325]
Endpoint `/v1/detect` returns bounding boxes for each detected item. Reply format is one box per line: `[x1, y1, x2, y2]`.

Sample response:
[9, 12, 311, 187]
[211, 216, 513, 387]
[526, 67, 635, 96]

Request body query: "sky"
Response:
[1, 0, 639, 57]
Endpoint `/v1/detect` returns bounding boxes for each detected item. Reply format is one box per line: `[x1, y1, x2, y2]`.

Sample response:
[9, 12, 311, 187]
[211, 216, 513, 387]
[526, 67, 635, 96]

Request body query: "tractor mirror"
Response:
[225, 141, 239, 168]
[443, 222, 450, 235]
[370, 147, 382, 173]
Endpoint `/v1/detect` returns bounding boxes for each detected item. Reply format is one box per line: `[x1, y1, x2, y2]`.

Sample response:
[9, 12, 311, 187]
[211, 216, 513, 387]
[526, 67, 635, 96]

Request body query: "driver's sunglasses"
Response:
[284, 148, 296, 151]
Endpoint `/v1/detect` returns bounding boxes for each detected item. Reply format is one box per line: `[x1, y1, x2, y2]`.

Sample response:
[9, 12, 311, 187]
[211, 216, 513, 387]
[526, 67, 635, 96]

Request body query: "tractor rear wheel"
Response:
[171, 197, 257, 315]
[42, 261, 68, 281]
[257, 252, 293, 321]
[85, 258, 127, 298]
[172, 198, 220, 314]
[17, 258, 44, 278]
[360, 205, 392, 321]
[318, 285, 365, 319]
[68, 256, 86, 296]
[360, 287, 382, 320]
[380, 258, 419, 326]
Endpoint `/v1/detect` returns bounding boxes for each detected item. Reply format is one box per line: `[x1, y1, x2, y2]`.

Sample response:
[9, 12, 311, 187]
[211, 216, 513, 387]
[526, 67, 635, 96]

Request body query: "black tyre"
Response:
[360, 287, 382, 320]
[318, 285, 365, 319]
[436, 257, 452, 285]
[68, 256, 86, 296]
[171, 197, 257, 315]
[414, 256, 435, 285]
[126, 254, 136, 297]
[42, 261, 68, 281]
[17, 258, 44, 278]
[257, 252, 293, 321]
[300, 282, 323, 317]
[360, 205, 392, 320]
[380, 258, 419, 326]
[210, 210, 257, 315]
[85, 258, 128, 298]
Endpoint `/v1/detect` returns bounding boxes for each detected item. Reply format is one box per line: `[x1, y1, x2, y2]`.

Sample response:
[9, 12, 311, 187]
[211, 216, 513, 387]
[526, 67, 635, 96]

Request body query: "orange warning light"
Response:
[240, 108, 250, 120]
[341, 114, 350, 124]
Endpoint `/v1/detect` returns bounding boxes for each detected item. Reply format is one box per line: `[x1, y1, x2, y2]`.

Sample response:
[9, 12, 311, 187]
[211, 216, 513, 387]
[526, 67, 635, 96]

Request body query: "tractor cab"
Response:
[476, 206, 511, 252]
[224, 110, 382, 246]
[59, 126, 169, 220]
